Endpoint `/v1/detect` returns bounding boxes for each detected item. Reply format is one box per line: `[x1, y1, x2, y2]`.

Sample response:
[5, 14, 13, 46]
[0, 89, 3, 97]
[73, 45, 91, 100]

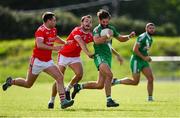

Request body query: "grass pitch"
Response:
[0, 82, 180, 117]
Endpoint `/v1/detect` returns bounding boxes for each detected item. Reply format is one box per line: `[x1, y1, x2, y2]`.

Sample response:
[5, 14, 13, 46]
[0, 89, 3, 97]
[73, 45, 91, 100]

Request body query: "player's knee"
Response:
[24, 80, 33, 88]
[133, 80, 139, 85]
[25, 83, 33, 88]
[55, 78, 63, 84]
[106, 72, 113, 79]
[96, 83, 104, 89]
[97, 85, 104, 89]
[148, 77, 154, 83]
[75, 73, 83, 79]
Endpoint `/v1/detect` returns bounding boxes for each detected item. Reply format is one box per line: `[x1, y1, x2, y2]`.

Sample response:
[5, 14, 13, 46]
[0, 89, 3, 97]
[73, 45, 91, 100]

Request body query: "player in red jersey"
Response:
[2, 12, 74, 109]
[48, 15, 94, 109]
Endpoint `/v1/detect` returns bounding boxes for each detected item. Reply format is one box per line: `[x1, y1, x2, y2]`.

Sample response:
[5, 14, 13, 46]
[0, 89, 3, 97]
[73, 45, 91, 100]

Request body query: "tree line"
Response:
[0, 0, 180, 39]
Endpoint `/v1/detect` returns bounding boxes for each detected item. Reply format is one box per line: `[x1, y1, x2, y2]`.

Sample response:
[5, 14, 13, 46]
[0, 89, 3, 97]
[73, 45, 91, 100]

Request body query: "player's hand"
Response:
[129, 31, 136, 38]
[53, 46, 62, 51]
[144, 56, 152, 62]
[116, 55, 124, 65]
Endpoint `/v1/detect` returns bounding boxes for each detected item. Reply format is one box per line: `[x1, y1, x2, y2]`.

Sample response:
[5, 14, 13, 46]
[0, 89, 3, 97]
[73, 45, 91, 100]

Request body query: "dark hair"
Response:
[97, 9, 111, 20]
[42, 12, 55, 23]
[81, 15, 92, 22]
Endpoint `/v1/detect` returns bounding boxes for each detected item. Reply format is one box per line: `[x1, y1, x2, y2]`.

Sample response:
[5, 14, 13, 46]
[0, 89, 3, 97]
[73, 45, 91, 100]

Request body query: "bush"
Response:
[150, 37, 180, 56]
[0, 6, 79, 39]
[0, 6, 18, 38]
[111, 16, 133, 33]
[0, 6, 179, 39]
[111, 16, 146, 35]
[54, 10, 79, 35]
[156, 23, 178, 36]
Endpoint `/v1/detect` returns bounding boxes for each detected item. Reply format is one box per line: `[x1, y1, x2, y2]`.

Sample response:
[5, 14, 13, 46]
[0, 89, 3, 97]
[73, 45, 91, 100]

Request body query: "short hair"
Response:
[81, 15, 92, 22]
[146, 23, 155, 29]
[97, 9, 111, 20]
[42, 12, 55, 23]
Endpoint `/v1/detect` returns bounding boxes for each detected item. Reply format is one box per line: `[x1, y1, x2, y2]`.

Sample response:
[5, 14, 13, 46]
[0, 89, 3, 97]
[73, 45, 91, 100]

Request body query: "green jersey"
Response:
[130, 32, 153, 73]
[93, 24, 120, 58]
[133, 32, 153, 59]
[93, 24, 120, 69]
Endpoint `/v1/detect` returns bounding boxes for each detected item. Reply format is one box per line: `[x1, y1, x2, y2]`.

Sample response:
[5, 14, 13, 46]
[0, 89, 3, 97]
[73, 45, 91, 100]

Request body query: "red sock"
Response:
[59, 93, 65, 102]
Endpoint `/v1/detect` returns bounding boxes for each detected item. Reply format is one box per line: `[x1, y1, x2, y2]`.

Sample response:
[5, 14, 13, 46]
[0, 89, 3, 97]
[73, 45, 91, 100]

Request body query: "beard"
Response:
[147, 31, 154, 36]
[82, 25, 91, 31]
[101, 24, 108, 28]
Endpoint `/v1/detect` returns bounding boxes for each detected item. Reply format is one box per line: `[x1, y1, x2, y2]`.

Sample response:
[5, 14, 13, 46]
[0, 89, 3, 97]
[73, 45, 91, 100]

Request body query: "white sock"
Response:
[112, 78, 121, 85]
[80, 84, 84, 89]
[117, 77, 129, 84]
[65, 84, 73, 91]
[106, 96, 112, 102]
[121, 77, 128, 81]
[49, 97, 55, 103]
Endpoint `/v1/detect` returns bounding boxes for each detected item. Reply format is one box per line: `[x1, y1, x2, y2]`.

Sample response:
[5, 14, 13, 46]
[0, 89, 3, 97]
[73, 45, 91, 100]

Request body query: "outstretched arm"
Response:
[74, 35, 94, 58]
[112, 47, 124, 65]
[55, 36, 66, 44]
[36, 37, 61, 51]
[117, 31, 136, 42]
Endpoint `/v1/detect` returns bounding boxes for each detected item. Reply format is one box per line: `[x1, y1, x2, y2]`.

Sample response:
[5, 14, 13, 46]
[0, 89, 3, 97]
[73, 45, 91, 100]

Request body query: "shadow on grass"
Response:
[155, 100, 168, 102]
[46, 108, 153, 112]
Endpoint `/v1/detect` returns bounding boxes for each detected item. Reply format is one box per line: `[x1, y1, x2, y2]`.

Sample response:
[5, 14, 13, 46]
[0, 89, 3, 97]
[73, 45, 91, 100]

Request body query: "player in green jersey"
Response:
[71, 9, 135, 107]
[112, 23, 156, 101]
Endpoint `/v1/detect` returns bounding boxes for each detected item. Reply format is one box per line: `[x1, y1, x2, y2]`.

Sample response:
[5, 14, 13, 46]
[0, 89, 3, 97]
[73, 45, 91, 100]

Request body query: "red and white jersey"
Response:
[60, 26, 93, 57]
[33, 24, 57, 61]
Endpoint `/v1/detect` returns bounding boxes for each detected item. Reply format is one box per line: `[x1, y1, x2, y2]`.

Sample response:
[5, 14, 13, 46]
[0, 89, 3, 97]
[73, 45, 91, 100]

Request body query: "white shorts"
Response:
[29, 57, 55, 75]
[58, 54, 82, 67]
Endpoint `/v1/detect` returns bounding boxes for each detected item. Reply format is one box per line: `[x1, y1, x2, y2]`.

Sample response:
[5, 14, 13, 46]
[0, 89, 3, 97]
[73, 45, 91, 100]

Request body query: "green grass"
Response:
[0, 82, 180, 117]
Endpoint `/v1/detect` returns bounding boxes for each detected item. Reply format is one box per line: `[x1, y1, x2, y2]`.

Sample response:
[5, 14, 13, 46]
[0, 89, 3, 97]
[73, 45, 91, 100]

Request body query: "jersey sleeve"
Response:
[110, 26, 120, 38]
[71, 28, 81, 39]
[35, 29, 44, 39]
[136, 35, 143, 45]
[93, 27, 100, 37]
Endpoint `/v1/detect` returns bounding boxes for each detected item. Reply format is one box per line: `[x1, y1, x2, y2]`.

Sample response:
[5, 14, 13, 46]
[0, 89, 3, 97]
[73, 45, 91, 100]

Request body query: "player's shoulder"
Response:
[37, 25, 46, 32]
[108, 24, 116, 30]
[93, 25, 100, 30]
[139, 32, 146, 37]
[75, 26, 92, 36]
[93, 24, 101, 32]
[35, 25, 45, 36]
[138, 32, 147, 41]
[71, 26, 84, 37]
[72, 26, 81, 33]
